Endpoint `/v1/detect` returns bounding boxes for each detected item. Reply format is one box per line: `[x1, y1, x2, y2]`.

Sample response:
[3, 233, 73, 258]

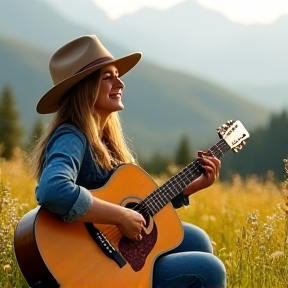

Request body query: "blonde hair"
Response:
[30, 70, 135, 180]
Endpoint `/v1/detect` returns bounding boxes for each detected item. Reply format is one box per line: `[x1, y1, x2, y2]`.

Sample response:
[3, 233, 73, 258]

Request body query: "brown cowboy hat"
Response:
[36, 35, 142, 114]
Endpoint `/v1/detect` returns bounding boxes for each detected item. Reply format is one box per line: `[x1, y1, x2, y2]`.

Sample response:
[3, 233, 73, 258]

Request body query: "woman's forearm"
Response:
[79, 196, 125, 225]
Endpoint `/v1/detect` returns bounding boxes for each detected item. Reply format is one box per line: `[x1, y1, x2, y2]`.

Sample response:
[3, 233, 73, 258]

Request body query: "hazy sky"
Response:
[93, 0, 288, 24]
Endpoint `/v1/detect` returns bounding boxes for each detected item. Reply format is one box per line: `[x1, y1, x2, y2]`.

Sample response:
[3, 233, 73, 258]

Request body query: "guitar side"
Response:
[14, 206, 60, 287]
[14, 164, 184, 288]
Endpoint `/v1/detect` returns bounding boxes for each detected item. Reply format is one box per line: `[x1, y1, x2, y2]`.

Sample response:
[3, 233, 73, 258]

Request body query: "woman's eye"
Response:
[102, 72, 118, 80]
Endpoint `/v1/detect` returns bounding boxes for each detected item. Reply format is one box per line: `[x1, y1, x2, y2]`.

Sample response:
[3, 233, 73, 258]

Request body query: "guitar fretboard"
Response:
[139, 139, 230, 216]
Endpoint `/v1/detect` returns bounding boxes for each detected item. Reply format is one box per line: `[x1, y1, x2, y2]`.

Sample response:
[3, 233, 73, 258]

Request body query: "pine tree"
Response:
[174, 135, 193, 166]
[0, 85, 22, 159]
[220, 110, 288, 181]
[140, 152, 172, 175]
[25, 117, 45, 152]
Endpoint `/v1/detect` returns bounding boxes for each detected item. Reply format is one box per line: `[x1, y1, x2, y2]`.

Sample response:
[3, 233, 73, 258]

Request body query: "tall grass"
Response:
[154, 165, 288, 288]
[0, 149, 35, 287]
[1, 152, 288, 287]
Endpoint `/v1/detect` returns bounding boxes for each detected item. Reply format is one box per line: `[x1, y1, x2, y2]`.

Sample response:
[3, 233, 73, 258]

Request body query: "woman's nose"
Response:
[114, 77, 125, 89]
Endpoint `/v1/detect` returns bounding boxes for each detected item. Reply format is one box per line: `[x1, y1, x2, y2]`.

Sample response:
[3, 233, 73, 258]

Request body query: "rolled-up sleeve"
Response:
[36, 126, 93, 222]
[171, 193, 190, 209]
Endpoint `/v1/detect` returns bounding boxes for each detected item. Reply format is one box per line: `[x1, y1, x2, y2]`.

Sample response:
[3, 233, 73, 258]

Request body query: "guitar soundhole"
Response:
[119, 201, 157, 271]
[125, 202, 150, 228]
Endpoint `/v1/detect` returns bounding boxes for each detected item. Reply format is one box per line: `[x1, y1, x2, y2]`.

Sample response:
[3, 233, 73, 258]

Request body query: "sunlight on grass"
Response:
[155, 164, 288, 287]
[1, 154, 288, 287]
[0, 148, 37, 207]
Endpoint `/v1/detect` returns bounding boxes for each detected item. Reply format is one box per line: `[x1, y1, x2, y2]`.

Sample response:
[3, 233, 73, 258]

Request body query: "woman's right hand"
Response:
[116, 207, 146, 241]
[80, 197, 146, 242]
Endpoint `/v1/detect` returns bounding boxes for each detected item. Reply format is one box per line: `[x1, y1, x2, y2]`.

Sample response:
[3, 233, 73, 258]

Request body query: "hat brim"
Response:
[36, 52, 142, 114]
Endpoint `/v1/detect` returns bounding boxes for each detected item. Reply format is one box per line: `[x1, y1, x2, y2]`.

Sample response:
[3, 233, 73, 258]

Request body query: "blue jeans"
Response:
[153, 222, 226, 288]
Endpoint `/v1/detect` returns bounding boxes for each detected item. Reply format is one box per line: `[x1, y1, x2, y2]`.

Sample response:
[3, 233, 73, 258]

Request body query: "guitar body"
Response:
[15, 120, 250, 287]
[14, 164, 184, 288]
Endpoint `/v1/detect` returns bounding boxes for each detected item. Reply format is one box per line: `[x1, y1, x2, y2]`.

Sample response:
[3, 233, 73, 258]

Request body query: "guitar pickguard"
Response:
[118, 223, 158, 271]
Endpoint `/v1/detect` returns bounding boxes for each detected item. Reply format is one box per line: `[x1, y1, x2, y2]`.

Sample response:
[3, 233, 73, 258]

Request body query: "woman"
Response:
[32, 35, 226, 288]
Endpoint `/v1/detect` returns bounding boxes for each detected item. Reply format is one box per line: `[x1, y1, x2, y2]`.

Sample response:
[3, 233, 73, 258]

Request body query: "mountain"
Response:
[0, 0, 273, 157]
[0, 0, 94, 51]
[0, 35, 270, 156]
[41, 0, 288, 111]
[0, 36, 51, 132]
[2, 0, 288, 111]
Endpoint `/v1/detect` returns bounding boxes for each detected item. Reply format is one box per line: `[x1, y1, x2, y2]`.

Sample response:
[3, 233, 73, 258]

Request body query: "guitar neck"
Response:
[140, 139, 230, 217]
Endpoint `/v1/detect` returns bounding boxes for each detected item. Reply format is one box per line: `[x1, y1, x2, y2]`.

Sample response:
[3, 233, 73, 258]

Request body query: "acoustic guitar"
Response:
[14, 120, 249, 288]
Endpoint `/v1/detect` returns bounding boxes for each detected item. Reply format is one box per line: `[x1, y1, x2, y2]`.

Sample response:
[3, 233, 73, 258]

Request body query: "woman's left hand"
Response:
[183, 151, 221, 196]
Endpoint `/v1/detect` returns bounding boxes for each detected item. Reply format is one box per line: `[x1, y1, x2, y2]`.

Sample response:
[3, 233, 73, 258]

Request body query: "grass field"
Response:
[1, 149, 288, 287]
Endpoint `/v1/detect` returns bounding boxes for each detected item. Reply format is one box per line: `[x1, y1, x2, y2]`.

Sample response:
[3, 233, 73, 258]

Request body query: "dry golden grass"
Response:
[1, 154, 288, 287]
[0, 148, 37, 207]
[155, 165, 288, 287]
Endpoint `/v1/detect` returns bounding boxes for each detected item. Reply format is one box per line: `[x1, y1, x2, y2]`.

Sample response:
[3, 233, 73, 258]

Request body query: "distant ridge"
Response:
[0, 0, 272, 155]
[0, 34, 270, 155]
[41, 0, 288, 111]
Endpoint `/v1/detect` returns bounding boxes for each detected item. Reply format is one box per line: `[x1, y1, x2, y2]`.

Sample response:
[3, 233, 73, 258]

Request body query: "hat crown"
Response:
[49, 35, 114, 85]
[37, 34, 142, 114]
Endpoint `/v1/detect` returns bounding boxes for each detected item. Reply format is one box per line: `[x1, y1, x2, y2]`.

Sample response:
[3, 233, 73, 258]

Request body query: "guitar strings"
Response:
[99, 224, 123, 242]
[136, 141, 225, 215]
[144, 140, 228, 213]
[97, 141, 229, 240]
[134, 140, 229, 217]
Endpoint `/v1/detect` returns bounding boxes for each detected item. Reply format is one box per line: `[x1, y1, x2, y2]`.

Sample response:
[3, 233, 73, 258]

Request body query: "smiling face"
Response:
[94, 64, 125, 122]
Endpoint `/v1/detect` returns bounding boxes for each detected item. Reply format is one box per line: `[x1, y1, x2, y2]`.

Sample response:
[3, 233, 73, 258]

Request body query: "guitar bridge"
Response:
[84, 223, 126, 268]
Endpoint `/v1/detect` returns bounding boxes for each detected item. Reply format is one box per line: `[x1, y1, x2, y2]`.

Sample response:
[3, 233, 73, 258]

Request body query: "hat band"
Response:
[77, 57, 114, 73]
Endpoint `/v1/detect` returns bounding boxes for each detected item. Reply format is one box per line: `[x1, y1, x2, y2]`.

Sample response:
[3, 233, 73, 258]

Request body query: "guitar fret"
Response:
[146, 188, 166, 216]
[167, 177, 183, 193]
[154, 196, 164, 210]
[185, 161, 203, 182]
[155, 187, 168, 205]
[178, 168, 191, 185]
[146, 194, 162, 212]
[214, 140, 230, 158]
[145, 194, 163, 215]
[215, 143, 224, 155]
[143, 139, 232, 216]
[174, 170, 190, 188]
[157, 192, 167, 207]
[140, 202, 154, 216]
[144, 199, 157, 215]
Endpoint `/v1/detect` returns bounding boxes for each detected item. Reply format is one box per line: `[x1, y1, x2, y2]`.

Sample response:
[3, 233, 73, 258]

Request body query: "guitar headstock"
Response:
[217, 120, 250, 152]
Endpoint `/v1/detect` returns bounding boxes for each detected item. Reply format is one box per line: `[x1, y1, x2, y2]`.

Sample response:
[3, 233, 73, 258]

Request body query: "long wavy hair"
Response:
[30, 70, 135, 180]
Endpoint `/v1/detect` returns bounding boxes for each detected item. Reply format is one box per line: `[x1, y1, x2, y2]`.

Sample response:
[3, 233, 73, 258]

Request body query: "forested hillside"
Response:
[220, 111, 288, 181]
[0, 35, 270, 156]
[1, 0, 285, 177]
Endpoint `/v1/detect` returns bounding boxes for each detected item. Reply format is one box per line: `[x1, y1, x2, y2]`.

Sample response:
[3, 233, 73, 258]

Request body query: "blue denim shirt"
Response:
[36, 124, 189, 222]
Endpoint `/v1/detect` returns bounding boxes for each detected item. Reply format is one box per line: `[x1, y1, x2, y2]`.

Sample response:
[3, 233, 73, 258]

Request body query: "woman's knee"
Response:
[154, 252, 226, 288]
[178, 222, 213, 253]
[204, 254, 227, 288]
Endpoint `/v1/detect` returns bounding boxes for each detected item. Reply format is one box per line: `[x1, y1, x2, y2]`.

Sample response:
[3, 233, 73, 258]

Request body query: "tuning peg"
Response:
[233, 143, 245, 152]
[226, 120, 234, 126]
[242, 141, 246, 146]
[216, 127, 225, 136]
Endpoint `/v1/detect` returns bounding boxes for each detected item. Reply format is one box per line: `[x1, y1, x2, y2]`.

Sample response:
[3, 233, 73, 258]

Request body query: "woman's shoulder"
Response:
[48, 124, 87, 147]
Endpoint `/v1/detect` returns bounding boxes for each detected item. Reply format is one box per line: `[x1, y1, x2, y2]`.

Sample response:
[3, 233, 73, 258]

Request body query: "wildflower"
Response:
[3, 264, 11, 273]
[270, 251, 284, 259]
[211, 240, 217, 248]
